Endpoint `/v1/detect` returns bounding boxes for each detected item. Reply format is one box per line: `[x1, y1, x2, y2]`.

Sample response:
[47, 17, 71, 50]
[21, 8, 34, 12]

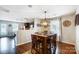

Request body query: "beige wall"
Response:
[61, 14, 76, 45]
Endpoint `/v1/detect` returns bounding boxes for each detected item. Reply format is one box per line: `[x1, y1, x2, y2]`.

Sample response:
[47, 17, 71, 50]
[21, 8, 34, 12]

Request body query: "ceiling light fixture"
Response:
[41, 10, 48, 26]
[44, 11, 47, 20]
[28, 5, 32, 8]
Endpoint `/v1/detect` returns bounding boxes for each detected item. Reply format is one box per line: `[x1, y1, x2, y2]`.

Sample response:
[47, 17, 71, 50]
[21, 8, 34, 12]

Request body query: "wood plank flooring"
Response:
[58, 42, 76, 54]
[16, 42, 76, 54]
[16, 43, 31, 54]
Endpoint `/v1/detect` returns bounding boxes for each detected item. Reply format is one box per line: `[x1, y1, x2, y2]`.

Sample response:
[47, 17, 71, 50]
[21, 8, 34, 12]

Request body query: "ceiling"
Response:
[0, 5, 78, 22]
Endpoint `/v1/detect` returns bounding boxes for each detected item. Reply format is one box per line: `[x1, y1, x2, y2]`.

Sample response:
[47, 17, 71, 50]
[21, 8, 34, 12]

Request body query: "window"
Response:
[50, 19, 60, 36]
[0, 24, 7, 35]
[12, 24, 18, 32]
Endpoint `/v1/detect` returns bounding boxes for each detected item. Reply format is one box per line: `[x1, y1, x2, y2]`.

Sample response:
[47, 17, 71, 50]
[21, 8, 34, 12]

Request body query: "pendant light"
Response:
[41, 10, 48, 26]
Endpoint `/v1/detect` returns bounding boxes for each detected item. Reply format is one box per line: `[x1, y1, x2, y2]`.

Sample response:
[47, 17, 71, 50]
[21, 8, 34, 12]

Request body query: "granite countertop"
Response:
[0, 33, 16, 38]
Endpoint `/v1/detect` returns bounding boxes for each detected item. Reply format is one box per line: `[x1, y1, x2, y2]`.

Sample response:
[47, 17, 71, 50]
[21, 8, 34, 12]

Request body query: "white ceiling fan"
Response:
[0, 7, 10, 13]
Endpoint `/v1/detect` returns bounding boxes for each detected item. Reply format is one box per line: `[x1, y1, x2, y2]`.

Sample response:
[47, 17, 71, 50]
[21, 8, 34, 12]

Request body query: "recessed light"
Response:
[28, 5, 32, 8]
[0, 7, 10, 13]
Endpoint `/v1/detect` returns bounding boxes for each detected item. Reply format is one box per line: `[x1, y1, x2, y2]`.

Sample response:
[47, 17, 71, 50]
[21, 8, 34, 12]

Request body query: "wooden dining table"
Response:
[31, 33, 57, 54]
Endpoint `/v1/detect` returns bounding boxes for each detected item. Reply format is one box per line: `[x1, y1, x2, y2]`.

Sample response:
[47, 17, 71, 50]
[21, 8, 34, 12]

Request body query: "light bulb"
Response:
[42, 21, 48, 26]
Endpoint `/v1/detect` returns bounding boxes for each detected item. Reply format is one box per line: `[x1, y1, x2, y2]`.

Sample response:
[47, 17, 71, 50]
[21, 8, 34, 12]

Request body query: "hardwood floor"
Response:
[16, 43, 31, 54]
[16, 42, 76, 54]
[58, 42, 76, 54]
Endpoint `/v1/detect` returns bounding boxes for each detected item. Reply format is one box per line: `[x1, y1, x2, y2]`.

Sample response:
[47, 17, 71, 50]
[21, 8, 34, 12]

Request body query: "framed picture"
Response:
[63, 20, 71, 27]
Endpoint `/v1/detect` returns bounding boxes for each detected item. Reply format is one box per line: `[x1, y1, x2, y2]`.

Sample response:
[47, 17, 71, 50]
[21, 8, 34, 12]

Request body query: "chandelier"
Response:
[41, 11, 48, 26]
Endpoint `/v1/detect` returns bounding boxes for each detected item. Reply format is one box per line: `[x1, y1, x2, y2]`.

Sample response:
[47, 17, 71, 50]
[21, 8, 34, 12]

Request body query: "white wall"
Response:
[61, 14, 76, 45]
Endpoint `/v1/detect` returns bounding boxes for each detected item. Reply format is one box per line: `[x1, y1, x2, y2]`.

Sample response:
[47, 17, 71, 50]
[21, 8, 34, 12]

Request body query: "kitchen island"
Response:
[31, 33, 57, 54]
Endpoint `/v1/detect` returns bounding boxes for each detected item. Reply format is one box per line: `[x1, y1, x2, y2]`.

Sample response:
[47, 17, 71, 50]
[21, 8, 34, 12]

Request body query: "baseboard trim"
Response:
[16, 41, 31, 46]
[59, 41, 75, 46]
[16, 41, 75, 47]
[16, 42, 31, 47]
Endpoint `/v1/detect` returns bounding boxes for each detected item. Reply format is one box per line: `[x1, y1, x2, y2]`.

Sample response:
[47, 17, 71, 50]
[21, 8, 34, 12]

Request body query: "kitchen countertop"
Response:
[32, 32, 55, 37]
[0, 33, 16, 38]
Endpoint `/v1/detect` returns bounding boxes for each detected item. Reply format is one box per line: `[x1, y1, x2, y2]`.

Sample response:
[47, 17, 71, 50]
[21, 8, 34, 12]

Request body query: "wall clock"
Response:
[63, 20, 71, 27]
